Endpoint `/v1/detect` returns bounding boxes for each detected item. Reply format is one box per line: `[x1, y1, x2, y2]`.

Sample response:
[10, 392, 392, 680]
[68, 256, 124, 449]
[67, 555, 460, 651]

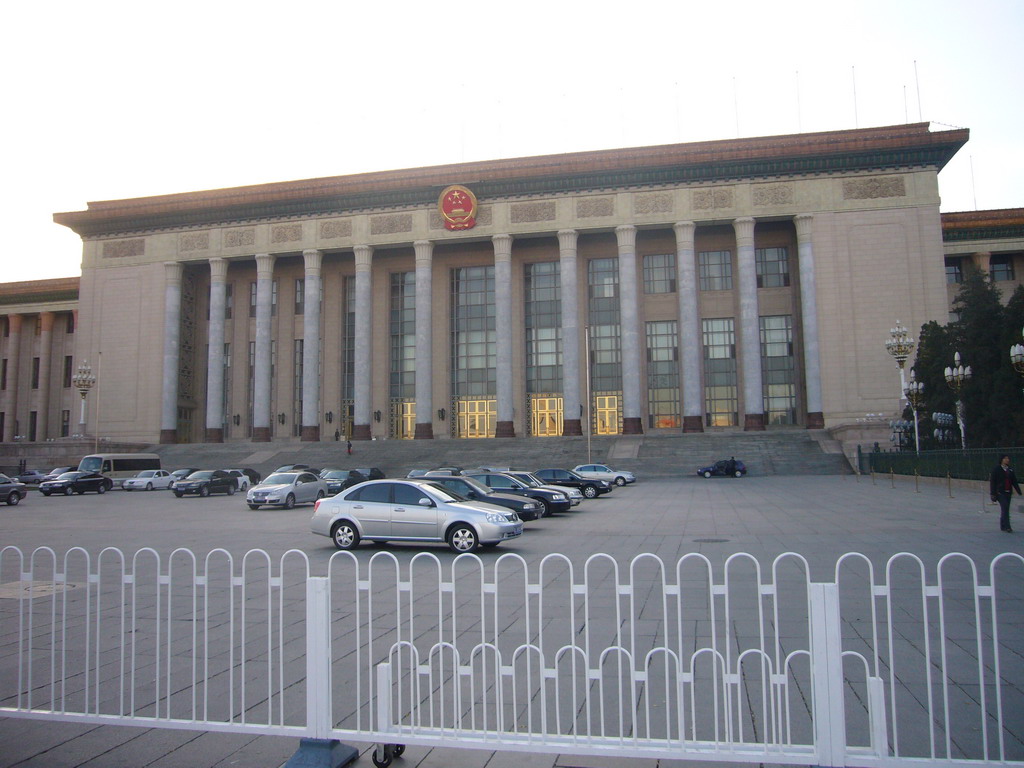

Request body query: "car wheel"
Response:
[64, 486, 74, 496]
[703, 471, 712, 478]
[248, 503, 261, 510]
[174, 491, 184, 498]
[7, 492, 19, 506]
[582, 485, 598, 499]
[146, 483, 153, 491]
[536, 498, 552, 517]
[41, 490, 51, 497]
[199, 486, 210, 498]
[734, 470, 743, 478]
[283, 493, 295, 510]
[316, 490, 325, 500]
[227, 485, 235, 496]
[615, 476, 626, 487]
[448, 524, 479, 553]
[97, 484, 106, 494]
[331, 521, 360, 550]
[124, 486, 131, 492]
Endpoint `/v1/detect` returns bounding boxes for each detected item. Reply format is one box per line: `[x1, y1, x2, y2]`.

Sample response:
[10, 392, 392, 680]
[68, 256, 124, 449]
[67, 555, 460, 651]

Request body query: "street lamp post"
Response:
[944, 351, 972, 450]
[904, 369, 925, 453]
[1010, 326, 1024, 399]
[72, 360, 96, 437]
[889, 419, 912, 451]
[885, 321, 915, 407]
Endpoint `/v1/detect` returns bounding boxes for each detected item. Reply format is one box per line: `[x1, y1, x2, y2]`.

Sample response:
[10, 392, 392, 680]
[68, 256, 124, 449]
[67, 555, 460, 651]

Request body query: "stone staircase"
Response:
[147, 429, 851, 481]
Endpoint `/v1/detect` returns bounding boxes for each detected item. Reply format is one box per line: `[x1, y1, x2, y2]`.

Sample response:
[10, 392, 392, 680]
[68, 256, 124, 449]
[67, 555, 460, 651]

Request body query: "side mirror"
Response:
[418, 497, 434, 507]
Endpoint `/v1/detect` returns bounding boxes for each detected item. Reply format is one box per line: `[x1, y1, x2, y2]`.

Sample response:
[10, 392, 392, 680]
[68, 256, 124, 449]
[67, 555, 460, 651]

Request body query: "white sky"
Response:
[3, 0, 1022, 282]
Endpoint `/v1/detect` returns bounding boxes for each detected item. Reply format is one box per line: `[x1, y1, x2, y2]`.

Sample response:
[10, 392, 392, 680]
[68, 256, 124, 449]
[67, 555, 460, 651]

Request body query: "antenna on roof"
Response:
[852, 66, 859, 128]
[914, 60, 923, 121]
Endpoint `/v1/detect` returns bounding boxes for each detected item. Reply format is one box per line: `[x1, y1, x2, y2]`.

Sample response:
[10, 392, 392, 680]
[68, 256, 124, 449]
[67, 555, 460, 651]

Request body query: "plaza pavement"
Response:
[0, 472, 1021, 768]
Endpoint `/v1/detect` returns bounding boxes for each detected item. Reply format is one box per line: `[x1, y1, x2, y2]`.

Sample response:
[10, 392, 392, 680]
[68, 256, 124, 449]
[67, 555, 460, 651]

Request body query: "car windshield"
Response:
[136, 470, 157, 478]
[49, 468, 69, 474]
[58, 472, 82, 480]
[264, 473, 298, 485]
[322, 470, 347, 479]
[188, 471, 214, 480]
[0, 474, 12, 483]
[418, 482, 462, 503]
[510, 473, 541, 486]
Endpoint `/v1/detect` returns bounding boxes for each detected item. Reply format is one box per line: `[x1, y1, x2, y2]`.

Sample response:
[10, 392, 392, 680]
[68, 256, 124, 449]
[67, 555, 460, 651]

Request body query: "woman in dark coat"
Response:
[989, 454, 1022, 533]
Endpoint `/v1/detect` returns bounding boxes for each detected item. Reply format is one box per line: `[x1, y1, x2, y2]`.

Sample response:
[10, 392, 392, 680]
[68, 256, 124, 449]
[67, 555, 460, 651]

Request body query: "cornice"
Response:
[941, 208, 1024, 243]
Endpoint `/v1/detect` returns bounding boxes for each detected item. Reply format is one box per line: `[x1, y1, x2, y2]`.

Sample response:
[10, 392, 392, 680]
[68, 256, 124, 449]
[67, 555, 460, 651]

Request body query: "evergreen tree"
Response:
[909, 321, 954, 447]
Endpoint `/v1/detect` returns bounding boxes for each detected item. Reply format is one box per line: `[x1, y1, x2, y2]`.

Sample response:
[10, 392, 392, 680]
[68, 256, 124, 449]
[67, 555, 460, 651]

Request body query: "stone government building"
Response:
[2, 122, 1021, 446]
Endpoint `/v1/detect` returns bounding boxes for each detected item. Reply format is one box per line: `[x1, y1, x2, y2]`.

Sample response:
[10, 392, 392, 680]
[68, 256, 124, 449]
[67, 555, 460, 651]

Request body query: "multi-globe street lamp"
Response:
[904, 369, 925, 453]
[889, 419, 913, 451]
[944, 351, 972, 450]
[71, 360, 96, 437]
[885, 321, 915, 407]
[1011, 327, 1024, 398]
[932, 411, 957, 447]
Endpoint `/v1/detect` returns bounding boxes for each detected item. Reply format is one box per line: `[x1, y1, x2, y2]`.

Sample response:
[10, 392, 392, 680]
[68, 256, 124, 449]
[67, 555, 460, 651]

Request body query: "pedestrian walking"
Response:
[334, 429, 340, 442]
[989, 454, 1021, 533]
[347, 440, 353, 456]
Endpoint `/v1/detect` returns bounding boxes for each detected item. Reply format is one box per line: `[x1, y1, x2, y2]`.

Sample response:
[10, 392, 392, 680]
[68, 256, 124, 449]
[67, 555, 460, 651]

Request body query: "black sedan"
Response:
[465, 471, 572, 517]
[426, 474, 543, 521]
[40, 471, 113, 496]
[173, 470, 238, 498]
[533, 468, 613, 499]
[320, 469, 369, 495]
[698, 459, 747, 478]
[0, 474, 28, 505]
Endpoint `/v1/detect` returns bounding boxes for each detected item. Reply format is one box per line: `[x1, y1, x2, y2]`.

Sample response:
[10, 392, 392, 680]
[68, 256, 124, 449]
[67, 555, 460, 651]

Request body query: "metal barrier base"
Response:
[282, 739, 358, 768]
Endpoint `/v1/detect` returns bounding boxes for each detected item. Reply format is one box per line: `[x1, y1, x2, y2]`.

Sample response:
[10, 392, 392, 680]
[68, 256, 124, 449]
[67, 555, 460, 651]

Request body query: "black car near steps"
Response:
[173, 470, 239, 498]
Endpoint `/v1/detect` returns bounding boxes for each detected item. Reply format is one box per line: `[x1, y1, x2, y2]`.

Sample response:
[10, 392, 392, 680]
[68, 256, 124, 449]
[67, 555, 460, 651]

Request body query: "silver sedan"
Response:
[311, 478, 522, 553]
[247, 471, 328, 510]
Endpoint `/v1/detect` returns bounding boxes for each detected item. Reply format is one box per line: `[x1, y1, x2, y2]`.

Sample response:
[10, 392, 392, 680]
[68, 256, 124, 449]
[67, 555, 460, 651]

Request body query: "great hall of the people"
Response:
[1, 122, 1021, 446]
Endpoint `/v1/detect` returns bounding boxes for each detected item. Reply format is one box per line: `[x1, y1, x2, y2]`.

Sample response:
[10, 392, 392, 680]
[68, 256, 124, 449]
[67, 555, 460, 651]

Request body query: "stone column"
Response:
[795, 214, 824, 428]
[205, 258, 227, 442]
[252, 253, 275, 442]
[413, 240, 434, 439]
[616, 225, 643, 434]
[351, 245, 373, 440]
[674, 222, 703, 432]
[735, 217, 764, 430]
[558, 230, 583, 436]
[4, 314, 21, 441]
[160, 262, 183, 443]
[493, 234, 516, 437]
[37, 312, 55, 440]
[301, 249, 322, 441]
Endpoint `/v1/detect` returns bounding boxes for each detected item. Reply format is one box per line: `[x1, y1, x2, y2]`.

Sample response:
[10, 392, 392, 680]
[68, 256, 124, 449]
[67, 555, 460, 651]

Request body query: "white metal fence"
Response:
[1, 545, 1021, 767]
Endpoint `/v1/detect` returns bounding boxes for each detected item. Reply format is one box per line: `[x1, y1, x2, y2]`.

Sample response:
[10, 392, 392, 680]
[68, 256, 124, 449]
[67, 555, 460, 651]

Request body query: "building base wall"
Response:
[622, 417, 643, 435]
[806, 412, 825, 429]
[252, 427, 271, 442]
[204, 428, 223, 443]
[495, 420, 515, 438]
[744, 413, 766, 431]
[160, 429, 177, 444]
[414, 423, 434, 439]
[301, 426, 320, 442]
[352, 424, 371, 440]
[562, 419, 582, 436]
[683, 416, 704, 433]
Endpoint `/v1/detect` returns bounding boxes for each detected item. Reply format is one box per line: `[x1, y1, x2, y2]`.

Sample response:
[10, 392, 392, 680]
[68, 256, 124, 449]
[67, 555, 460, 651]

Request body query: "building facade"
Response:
[9, 122, 1022, 446]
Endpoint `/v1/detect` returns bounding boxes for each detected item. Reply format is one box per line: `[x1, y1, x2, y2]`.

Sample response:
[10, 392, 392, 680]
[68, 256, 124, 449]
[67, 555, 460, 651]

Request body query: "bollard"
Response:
[890, 467, 895, 489]
[947, 471, 953, 498]
[871, 468, 876, 486]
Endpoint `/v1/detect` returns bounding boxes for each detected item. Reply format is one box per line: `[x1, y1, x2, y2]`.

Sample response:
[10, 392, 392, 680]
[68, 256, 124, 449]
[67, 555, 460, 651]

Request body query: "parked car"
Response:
[222, 469, 255, 491]
[533, 468, 613, 499]
[275, 463, 312, 472]
[16, 469, 47, 484]
[572, 464, 636, 486]
[405, 469, 430, 478]
[41, 467, 73, 483]
[0, 474, 28, 505]
[353, 467, 385, 481]
[169, 468, 200, 489]
[40, 471, 112, 496]
[698, 459, 747, 478]
[311, 478, 523, 553]
[465, 471, 571, 517]
[123, 469, 175, 491]
[426, 474, 542, 521]
[173, 470, 238, 498]
[320, 469, 369, 495]
[247, 471, 328, 509]
[503, 471, 583, 506]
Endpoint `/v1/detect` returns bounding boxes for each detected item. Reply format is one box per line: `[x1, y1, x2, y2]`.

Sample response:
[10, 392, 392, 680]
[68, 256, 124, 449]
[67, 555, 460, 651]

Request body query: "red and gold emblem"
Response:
[439, 185, 478, 231]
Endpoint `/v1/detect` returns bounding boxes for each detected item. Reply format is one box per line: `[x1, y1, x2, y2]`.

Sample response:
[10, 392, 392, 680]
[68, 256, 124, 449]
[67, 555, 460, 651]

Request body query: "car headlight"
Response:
[552, 493, 565, 501]
[523, 502, 538, 510]
[485, 512, 506, 524]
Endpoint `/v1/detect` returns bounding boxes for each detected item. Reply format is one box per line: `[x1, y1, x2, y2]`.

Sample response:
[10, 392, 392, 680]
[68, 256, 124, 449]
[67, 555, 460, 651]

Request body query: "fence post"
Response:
[947, 471, 953, 498]
[282, 576, 357, 768]
[809, 583, 847, 768]
[890, 467, 895, 488]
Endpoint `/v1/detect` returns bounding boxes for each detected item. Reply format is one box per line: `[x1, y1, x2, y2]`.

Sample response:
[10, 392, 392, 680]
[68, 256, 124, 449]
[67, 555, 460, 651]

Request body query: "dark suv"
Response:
[426, 474, 542, 521]
[173, 470, 238, 498]
[534, 468, 612, 499]
[465, 471, 571, 517]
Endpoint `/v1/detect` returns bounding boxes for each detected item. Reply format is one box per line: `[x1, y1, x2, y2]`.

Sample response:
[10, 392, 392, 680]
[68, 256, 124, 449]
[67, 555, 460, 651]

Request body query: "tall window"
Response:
[699, 251, 732, 290]
[755, 247, 790, 287]
[702, 318, 737, 426]
[945, 257, 963, 284]
[66, 314, 75, 333]
[525, 262, 561, 394]
[222, 343, 231, 433]
[31, 358, 39, 389]
[295, 278, 305, 315]
[760, 315, 796, 425]
[247, 341, 255, 436]
[451, 265, 496, 398]
[643, 253, 676, 294]
[342, 277, 356, 401]
[646, 320, 680, 428]
[293, 339, 303, 436]
[390, 271, 416, 400]
[224, 283, 233, 319]
[990, 254, 1016, 282]
[1, 359, 7, 390]
[271, 279, 278, 316]
[249, 281, 257, 318]
[63, 356, 73, 388]
[61, 409, 70, 437]
[588, 258, 622, 392]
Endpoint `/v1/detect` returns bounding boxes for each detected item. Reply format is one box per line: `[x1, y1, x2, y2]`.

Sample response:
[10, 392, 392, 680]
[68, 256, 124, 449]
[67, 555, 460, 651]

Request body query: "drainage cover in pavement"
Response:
[0, 580, 81, 599]
[692, 538, 729, 543]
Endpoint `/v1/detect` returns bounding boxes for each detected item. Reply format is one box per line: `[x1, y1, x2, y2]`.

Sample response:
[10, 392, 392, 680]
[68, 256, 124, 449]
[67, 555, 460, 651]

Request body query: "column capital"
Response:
[733, 216, 755, 245]
[255, 253, 275, 279]
[794, 213, 813, 240]
[615, 224, 637, 250]
[414, 240, 433, 265]
[492, 234, 513, 261]
[8, 313, 22, 332]
[209, 257, 228, 282]
[557, 229, 578, 251]
[164, 261, 183, 286]
[303, 248, 323, 276]
[354, 245, 373, 271]
[39, 311, 55, 333]
[673, 221, 696, 242]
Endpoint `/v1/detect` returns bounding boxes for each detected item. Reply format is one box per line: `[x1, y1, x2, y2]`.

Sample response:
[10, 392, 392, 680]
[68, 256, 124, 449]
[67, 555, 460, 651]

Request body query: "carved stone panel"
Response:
[179, 232, 210, 252]
[370, 213, 413, 236]
[271, 223, 303, 243]
[692, 187, 734, 210]
[320, 219, 353, 240]
[752, 185, 794, 206]
[842, 176, 906, 200]
[102, 239, 145, 258]
[577, 197, 614, 218]
[510, 201, 556, 224]
[634, 192, 673, 215]
[224, 228, 256, 248]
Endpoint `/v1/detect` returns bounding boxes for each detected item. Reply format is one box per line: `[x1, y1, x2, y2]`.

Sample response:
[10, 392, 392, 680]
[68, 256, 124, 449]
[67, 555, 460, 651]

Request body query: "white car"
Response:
[572, 464, 636, 486]
[223, 469, 252, 491]
[123, 469, 174, 491]
[247, 471, 328, 510]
